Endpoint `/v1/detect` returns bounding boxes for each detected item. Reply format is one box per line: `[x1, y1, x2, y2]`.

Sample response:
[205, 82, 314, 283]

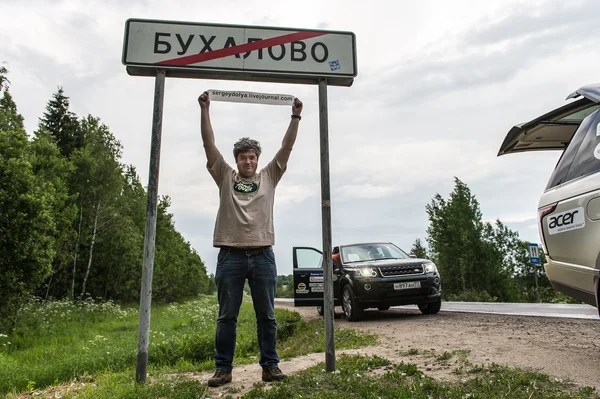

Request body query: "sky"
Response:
[2, 0, 599, 275]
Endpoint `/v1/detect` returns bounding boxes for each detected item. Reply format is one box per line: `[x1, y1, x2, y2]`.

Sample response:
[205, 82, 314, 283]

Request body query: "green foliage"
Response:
[276, 274, 294, 298]
[425, 177, 567, 303]
[410, 238, 428, 259]
[71, 372, 208, 399]
[39, 87, 83, 158]
[0, 75, 56, 328]
[426, 178, 486, 297]
[0, 296, 373, 397]
[28, 131, 78, 299]
[278, 319, 377, 358]
[0, 72, 213, 325]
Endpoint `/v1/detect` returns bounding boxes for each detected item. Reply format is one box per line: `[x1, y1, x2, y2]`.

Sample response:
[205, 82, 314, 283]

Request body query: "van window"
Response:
[564, 110, 600, 182]
[546, 110, 598, 190]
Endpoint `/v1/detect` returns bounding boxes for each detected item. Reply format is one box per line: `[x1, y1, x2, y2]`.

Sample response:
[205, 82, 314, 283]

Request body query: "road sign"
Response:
[125, 18, 353, 381]
[528, 243, 541, 265]
[122, 19, 357, 86]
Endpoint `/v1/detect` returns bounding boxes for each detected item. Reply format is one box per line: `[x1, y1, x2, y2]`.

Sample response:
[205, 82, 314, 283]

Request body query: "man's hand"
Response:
[292, 97, 303, 116]
[198, 91, 210, 110]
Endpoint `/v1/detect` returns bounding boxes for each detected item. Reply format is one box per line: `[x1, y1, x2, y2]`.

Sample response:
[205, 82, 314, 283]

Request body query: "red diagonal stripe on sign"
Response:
[155, 31, 327, 66]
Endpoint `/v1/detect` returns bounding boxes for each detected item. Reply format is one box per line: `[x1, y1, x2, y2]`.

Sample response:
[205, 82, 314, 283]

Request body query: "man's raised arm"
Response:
[198, 91, 221, 168]
[275, 97, 303, 167]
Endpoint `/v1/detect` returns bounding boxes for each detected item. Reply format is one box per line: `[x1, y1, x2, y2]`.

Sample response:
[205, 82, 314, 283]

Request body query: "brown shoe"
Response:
[208, 370, 232, 387]
[262, 367, 287, 382]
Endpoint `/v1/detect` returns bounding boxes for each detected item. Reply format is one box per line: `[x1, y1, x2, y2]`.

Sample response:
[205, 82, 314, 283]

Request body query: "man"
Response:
[198, 91, 303, 388]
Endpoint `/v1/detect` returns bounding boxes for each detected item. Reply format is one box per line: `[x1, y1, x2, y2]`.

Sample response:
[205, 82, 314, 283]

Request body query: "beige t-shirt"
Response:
[208, 154, 286, 247]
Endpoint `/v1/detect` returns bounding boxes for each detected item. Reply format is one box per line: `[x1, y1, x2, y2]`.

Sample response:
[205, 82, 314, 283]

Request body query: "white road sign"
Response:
[122, 19, 357, 86]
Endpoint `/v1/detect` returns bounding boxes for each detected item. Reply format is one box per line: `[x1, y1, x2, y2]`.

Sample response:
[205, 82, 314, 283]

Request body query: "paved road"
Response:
[275, 298, 599, 320]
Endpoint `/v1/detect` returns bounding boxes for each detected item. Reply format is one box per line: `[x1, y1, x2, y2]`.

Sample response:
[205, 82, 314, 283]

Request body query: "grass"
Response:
[241, 354, 599, 399]
[18, 354, 599, 399]
[0, 296, 375, 398]
[2, 297, 598, 398]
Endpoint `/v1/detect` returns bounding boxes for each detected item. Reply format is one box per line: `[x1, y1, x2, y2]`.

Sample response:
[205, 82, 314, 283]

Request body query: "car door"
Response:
[293, 247, 340, 307]
[293, 247, 324, 307]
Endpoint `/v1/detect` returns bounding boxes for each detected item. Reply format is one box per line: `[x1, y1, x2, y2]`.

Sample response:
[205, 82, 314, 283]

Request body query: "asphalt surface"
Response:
[275, 298, 599, 320]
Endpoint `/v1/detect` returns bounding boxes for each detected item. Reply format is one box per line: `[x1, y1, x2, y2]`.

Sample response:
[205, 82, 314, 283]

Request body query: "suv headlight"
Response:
[357, 267, 377, 277]
[424, 262, 437, 273]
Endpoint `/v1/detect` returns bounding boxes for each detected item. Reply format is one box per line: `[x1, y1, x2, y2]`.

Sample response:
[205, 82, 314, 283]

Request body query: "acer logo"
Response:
[546, 207, 585, 235]
[548, 210, 578, 228]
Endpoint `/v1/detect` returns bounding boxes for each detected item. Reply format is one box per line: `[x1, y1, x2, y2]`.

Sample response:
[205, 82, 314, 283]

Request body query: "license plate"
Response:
[394, 281, 421, 290]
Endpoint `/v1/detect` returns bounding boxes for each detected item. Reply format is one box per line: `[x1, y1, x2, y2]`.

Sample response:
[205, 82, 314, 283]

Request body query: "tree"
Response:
[0, 69, 56, 327]
[152, 195, 210, 302]
[39, 88, 83, 158]
[424, 177, 565, 303]
[276, 274, 294, 298]
[29, 131, 77, 299]
[0, 72, 213, 309]
[426, 178, 487, 297]
[70, 116, 124, 299]
[410, 239, 428, 259]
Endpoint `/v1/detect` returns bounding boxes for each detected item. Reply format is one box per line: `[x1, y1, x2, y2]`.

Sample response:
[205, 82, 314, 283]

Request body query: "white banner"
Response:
[207, 89, 295, 106]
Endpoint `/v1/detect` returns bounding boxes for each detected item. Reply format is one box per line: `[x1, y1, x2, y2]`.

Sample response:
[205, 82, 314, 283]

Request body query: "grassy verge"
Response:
[37, 354, 600, 399]
[0, 296, 375, 397]
[243, 354, 599, 399]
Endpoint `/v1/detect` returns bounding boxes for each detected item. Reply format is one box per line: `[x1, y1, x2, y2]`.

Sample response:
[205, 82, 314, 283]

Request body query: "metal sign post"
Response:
[122, 18, 357, 382]
[318, 78, 335, 371]
[528, 243, 541, 303]
[135, 69, 166, 383]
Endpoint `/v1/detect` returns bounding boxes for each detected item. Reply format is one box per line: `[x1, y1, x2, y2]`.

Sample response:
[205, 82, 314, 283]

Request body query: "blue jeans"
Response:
[214, 246, 279, 373]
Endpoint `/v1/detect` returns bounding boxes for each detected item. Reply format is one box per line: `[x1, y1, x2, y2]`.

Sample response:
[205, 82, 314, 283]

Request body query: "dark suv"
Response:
[292, 242, 442, 321]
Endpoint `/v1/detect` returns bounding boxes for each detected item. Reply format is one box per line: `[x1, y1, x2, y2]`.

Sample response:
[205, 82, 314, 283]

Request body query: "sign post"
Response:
[318, 78, 335, 371]
[135, 69, 166, 383]
[528, 243, 541, 303]
[122, 18, 357, 382]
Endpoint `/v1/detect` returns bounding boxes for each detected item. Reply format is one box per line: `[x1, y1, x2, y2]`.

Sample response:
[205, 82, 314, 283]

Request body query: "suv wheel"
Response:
[377, 305, 390, 311]
[418, 298, 441, 315]
[342, 285, 363, 321]
[317, 305, 324, 316]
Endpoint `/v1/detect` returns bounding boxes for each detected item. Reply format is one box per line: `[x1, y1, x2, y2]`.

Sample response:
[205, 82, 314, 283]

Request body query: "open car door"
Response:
[293, 247, 326, 307]
[498, 84, 600, 156]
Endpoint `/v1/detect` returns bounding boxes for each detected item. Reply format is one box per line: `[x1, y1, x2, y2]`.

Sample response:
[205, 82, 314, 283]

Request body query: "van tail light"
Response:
[537, 203, 557, 256]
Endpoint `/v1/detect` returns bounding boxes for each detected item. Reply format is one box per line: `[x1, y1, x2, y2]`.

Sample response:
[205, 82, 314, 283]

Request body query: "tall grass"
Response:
[0, 296, 374, 397]
[0, 296, 302, 395]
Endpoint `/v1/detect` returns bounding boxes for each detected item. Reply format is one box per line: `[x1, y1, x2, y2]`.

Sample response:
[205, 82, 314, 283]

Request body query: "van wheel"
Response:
[418, 298, 441, 315]
[342, 285, 363, 321]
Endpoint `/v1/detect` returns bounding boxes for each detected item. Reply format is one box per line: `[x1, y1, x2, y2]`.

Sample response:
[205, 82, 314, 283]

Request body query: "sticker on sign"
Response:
[208, 89, 295, 105]
[122, 19, 357, 86]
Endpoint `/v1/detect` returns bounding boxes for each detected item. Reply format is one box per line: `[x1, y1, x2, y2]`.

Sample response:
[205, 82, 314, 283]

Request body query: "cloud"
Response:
[3, 0, 598, 276]
[359, 0, 599, 106]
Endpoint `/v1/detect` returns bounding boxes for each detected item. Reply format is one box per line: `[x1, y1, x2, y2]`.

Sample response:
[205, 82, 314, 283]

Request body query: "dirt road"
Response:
[201, 303, 600, 397]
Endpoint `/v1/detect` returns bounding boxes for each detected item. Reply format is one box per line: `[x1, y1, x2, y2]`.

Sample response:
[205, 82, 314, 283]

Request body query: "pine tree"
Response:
[426, 178, 487, 297]
[410, 238, 428, 259]
[39, 88, 83, 158]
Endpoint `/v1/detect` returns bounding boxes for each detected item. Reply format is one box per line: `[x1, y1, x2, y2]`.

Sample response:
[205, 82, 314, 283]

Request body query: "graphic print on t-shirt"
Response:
[233, 179, 259, 201]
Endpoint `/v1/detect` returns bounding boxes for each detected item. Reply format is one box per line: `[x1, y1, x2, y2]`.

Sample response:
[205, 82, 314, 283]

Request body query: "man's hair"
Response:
[233, 137, 262, 161]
